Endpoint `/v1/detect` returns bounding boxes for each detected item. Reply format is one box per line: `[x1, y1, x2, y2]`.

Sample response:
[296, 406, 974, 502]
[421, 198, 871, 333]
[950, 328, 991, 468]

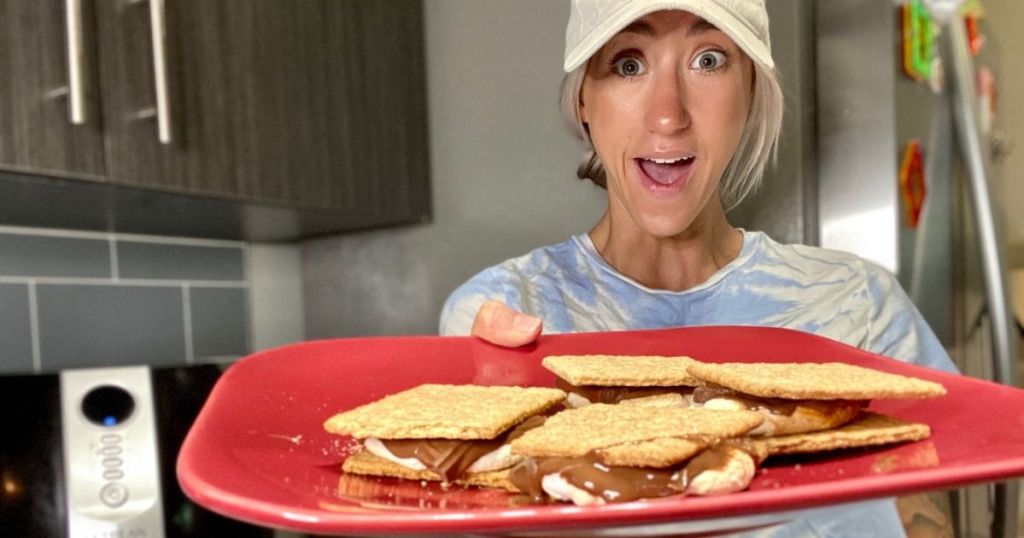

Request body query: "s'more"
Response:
[508, 404, 767, 505]
[685, 362, 947, 437]
[324, 384, 565, 490]
[542, 355, 702, 408]
[752, 412, 933, 458]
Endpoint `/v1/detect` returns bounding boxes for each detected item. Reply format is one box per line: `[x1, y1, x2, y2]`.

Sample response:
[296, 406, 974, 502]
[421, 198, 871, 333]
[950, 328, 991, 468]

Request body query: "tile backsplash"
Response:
[0, 226, 250, 373]
[0, 283, 33, 372]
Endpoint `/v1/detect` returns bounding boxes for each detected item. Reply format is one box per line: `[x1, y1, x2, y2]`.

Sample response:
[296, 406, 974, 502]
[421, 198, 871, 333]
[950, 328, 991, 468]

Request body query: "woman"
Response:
[442, 1, 955, 536]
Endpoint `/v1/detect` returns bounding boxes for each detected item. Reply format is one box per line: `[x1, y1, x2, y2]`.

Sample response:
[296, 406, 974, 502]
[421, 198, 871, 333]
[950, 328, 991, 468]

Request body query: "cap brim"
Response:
[564, 0, 773, 72]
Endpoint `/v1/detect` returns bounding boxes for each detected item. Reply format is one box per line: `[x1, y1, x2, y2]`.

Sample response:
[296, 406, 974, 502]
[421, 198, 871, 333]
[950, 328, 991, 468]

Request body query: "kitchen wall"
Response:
[301, 0, 606, 338]
[0, 224, 304, 374]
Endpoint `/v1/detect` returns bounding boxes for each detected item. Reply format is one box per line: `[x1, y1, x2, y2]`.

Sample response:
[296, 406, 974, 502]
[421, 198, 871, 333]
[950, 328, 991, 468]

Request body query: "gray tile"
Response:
[0, 233, 111, 278]
[117, 241, 244, 281]
[190, 287, 250, 359]
[37, 285, 185, 370]
[0, 284, 33, 373]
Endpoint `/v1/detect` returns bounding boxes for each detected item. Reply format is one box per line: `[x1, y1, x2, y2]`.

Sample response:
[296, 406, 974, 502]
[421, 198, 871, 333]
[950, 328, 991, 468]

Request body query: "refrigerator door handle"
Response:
[947, 14, 1020, 538]
[947, 14, 1020, 394]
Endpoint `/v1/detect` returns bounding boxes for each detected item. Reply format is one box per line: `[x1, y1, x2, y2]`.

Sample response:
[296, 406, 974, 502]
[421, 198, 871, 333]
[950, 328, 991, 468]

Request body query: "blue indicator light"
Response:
[103, 416, 116, 427]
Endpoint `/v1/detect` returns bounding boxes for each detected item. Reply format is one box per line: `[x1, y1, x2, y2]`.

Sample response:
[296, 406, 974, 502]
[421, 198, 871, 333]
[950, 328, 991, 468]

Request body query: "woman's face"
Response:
[580, 10, 753, 238]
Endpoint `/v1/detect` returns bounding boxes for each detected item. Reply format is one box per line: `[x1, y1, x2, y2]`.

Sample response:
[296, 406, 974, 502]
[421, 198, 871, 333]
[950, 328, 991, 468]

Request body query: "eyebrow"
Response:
[687, 19, 719, 37]
[618, 17, 720, 38]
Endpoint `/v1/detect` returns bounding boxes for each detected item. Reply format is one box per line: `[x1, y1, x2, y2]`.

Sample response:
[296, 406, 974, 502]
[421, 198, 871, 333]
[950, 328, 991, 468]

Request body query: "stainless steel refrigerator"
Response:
[732, 1, 1020, 536]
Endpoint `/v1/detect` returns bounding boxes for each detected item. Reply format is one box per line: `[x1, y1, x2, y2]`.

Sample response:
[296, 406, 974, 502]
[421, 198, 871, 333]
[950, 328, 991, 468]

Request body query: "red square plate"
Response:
[177, 326, 1024, 536]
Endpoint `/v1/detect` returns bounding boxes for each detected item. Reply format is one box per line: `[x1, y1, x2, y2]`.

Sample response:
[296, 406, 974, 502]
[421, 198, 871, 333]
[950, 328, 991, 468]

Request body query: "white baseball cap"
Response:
[563, 0, 774, 73]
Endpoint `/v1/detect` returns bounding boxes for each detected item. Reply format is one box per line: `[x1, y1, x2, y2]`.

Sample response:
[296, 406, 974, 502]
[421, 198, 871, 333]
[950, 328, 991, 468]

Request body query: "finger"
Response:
[471, 300, 543, 347]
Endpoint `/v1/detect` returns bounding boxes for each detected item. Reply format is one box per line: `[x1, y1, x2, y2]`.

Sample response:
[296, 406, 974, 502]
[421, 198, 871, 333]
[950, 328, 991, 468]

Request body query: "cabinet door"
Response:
[94, 0, 236, 197]
[315, 0, 430, 224]
[0, 0, 106, 178]
[95, 0, 430, 227]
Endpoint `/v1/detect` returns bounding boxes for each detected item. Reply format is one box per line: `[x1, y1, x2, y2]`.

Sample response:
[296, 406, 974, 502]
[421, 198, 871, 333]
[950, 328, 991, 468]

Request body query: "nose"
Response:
[643, 70, 689, 135]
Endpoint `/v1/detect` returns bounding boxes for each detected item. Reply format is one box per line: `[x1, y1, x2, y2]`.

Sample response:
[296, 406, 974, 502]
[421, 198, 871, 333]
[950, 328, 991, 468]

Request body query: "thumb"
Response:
[471, 300, 542, 348]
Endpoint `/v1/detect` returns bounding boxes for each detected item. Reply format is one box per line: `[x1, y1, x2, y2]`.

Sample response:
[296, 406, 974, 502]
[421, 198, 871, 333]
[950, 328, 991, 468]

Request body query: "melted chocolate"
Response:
[509, 453, 683, 503]
[678, 444, 734, 486]
[556, 378, 694, 404]
[693, 383, 866, 417]
[382, 415, 545, 482]
[691, 384, 738, 403]
[511, 442, 758, 503]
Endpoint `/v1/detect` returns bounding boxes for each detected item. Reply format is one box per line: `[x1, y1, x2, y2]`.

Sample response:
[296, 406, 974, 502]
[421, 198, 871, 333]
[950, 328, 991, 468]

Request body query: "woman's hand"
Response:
[470, 300, 543, 347]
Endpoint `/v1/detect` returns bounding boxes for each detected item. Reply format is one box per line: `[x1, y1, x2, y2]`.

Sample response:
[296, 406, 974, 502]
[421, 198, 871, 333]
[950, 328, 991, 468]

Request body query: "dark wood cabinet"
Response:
[0, 0, 106, 179]
[0, 0, 431, 240]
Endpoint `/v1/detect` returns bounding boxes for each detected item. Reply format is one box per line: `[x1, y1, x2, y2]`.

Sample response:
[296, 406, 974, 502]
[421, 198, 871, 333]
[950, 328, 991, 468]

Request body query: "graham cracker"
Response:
[511, 404, 763, 468]
[542, 355, 701, 386]
[618, 393, 688, 407]
[753, 412, 932, 457]
[342, 450, 519, 491]
[596, 437, 706, 467]
[686, 362, 947, 400]
[323, 384, 565, 440]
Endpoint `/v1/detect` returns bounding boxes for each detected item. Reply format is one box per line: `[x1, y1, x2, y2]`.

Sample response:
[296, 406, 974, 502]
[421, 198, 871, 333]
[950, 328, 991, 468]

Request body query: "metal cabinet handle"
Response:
[148, 0, 172, 144]
[64, 0, 87, 124]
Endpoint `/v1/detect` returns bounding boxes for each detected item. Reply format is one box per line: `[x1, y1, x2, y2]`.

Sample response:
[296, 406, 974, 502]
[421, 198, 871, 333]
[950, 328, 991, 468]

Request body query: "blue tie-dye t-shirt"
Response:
[441, 230, 956, 538]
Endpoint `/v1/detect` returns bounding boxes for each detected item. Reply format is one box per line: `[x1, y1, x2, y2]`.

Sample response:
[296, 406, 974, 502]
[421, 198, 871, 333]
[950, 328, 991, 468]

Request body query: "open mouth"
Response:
[635, 156, 696, 192]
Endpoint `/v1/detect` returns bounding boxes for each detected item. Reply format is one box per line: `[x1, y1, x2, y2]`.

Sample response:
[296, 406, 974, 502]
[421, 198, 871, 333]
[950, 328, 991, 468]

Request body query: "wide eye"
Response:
[691, 50, 727, 71]
[612, 56, 646, 78]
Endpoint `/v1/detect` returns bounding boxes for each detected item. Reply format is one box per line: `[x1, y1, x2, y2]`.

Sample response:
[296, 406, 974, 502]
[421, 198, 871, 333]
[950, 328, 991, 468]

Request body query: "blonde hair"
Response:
[559, 61, 783, 211]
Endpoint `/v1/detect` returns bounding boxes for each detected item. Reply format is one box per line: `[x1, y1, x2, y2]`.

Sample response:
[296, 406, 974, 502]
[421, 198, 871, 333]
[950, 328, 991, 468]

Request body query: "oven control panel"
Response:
[61, 367, 165, 538]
